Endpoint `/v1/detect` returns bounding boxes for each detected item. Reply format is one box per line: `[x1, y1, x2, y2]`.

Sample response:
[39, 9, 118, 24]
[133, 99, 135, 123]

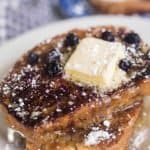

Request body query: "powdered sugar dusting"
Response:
[0, 26, 149, 130]
[84, 127, 114, 146]
[103, 120, 111, 128]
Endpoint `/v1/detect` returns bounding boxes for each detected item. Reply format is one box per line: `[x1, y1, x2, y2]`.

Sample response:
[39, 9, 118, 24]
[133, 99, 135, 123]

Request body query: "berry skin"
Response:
[28, 52, 39, 65]
[45, 62, 61, 76]
[124, 33, 141, 45]
[46, 49, 60, 64]
[101, 31, 115, 42]
[45, 49, 62, 76]
[64, 33, 79, 47]
[119, 59, 132, 72]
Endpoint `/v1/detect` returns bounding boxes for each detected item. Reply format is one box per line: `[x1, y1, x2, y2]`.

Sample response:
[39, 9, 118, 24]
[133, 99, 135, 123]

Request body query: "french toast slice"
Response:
[0, 26, 149, 149]
[25, 102, 142, 150]
[90, 0, 150, 14]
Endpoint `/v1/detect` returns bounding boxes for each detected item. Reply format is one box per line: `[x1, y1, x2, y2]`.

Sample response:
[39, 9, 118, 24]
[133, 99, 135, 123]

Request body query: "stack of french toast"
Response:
[0, 26, 149, 150]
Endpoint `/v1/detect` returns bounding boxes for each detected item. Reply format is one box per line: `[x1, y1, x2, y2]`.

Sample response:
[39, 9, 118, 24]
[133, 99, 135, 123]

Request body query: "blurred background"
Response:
[0, 0, 149, 44]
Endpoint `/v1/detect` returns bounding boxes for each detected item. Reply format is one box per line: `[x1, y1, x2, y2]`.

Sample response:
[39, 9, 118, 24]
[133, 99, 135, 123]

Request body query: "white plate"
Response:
[0, 15, 149, 150]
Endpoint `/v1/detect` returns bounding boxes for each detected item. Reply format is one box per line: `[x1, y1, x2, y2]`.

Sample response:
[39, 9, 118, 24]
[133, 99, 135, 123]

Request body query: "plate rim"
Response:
[0, 14, 149, 78]
[0, 14, 149, 48]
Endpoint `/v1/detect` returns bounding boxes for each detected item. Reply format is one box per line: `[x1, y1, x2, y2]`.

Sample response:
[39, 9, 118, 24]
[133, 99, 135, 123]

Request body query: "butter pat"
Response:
[64, 37, 129, 91]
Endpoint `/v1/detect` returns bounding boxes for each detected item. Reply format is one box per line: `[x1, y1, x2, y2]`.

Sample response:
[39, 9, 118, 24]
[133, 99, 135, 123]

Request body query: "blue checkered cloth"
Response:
[0, 0, 60, 43]
[0, 0, 149, 44]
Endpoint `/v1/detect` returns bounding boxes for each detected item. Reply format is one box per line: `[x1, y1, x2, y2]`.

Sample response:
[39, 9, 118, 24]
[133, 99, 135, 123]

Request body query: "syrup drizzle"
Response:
[0, 26, 149, 128]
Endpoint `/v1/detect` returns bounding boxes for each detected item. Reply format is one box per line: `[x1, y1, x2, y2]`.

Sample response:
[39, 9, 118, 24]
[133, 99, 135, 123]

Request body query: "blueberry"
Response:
[119, 59, 132, 72]
[28, 52, 39, 65]
[45, 62, 61, 76]
[64, 33, 79, 47]
[101, 31, 115, 42]
[124, 33, 141, 45]
[46, 49, 60, 64]
[45, 49, 62, 76]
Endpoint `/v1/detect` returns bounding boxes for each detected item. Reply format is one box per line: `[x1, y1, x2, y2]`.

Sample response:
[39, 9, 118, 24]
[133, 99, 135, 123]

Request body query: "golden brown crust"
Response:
[90, 0, 150, 14]
[0, 25, 149, 150]
[25, 102, 142, 150]
[0, 25, 149, 128]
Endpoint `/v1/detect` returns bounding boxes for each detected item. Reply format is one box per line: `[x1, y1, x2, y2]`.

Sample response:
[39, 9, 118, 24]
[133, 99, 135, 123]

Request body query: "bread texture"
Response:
[0, 25, 149, 150]
[25, 102, 142, 150]
[90, 0, 150, 14]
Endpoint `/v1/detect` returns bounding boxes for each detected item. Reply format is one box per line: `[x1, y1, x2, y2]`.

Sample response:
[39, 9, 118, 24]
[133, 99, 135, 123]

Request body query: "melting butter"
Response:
[65, 37, 129, 91]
